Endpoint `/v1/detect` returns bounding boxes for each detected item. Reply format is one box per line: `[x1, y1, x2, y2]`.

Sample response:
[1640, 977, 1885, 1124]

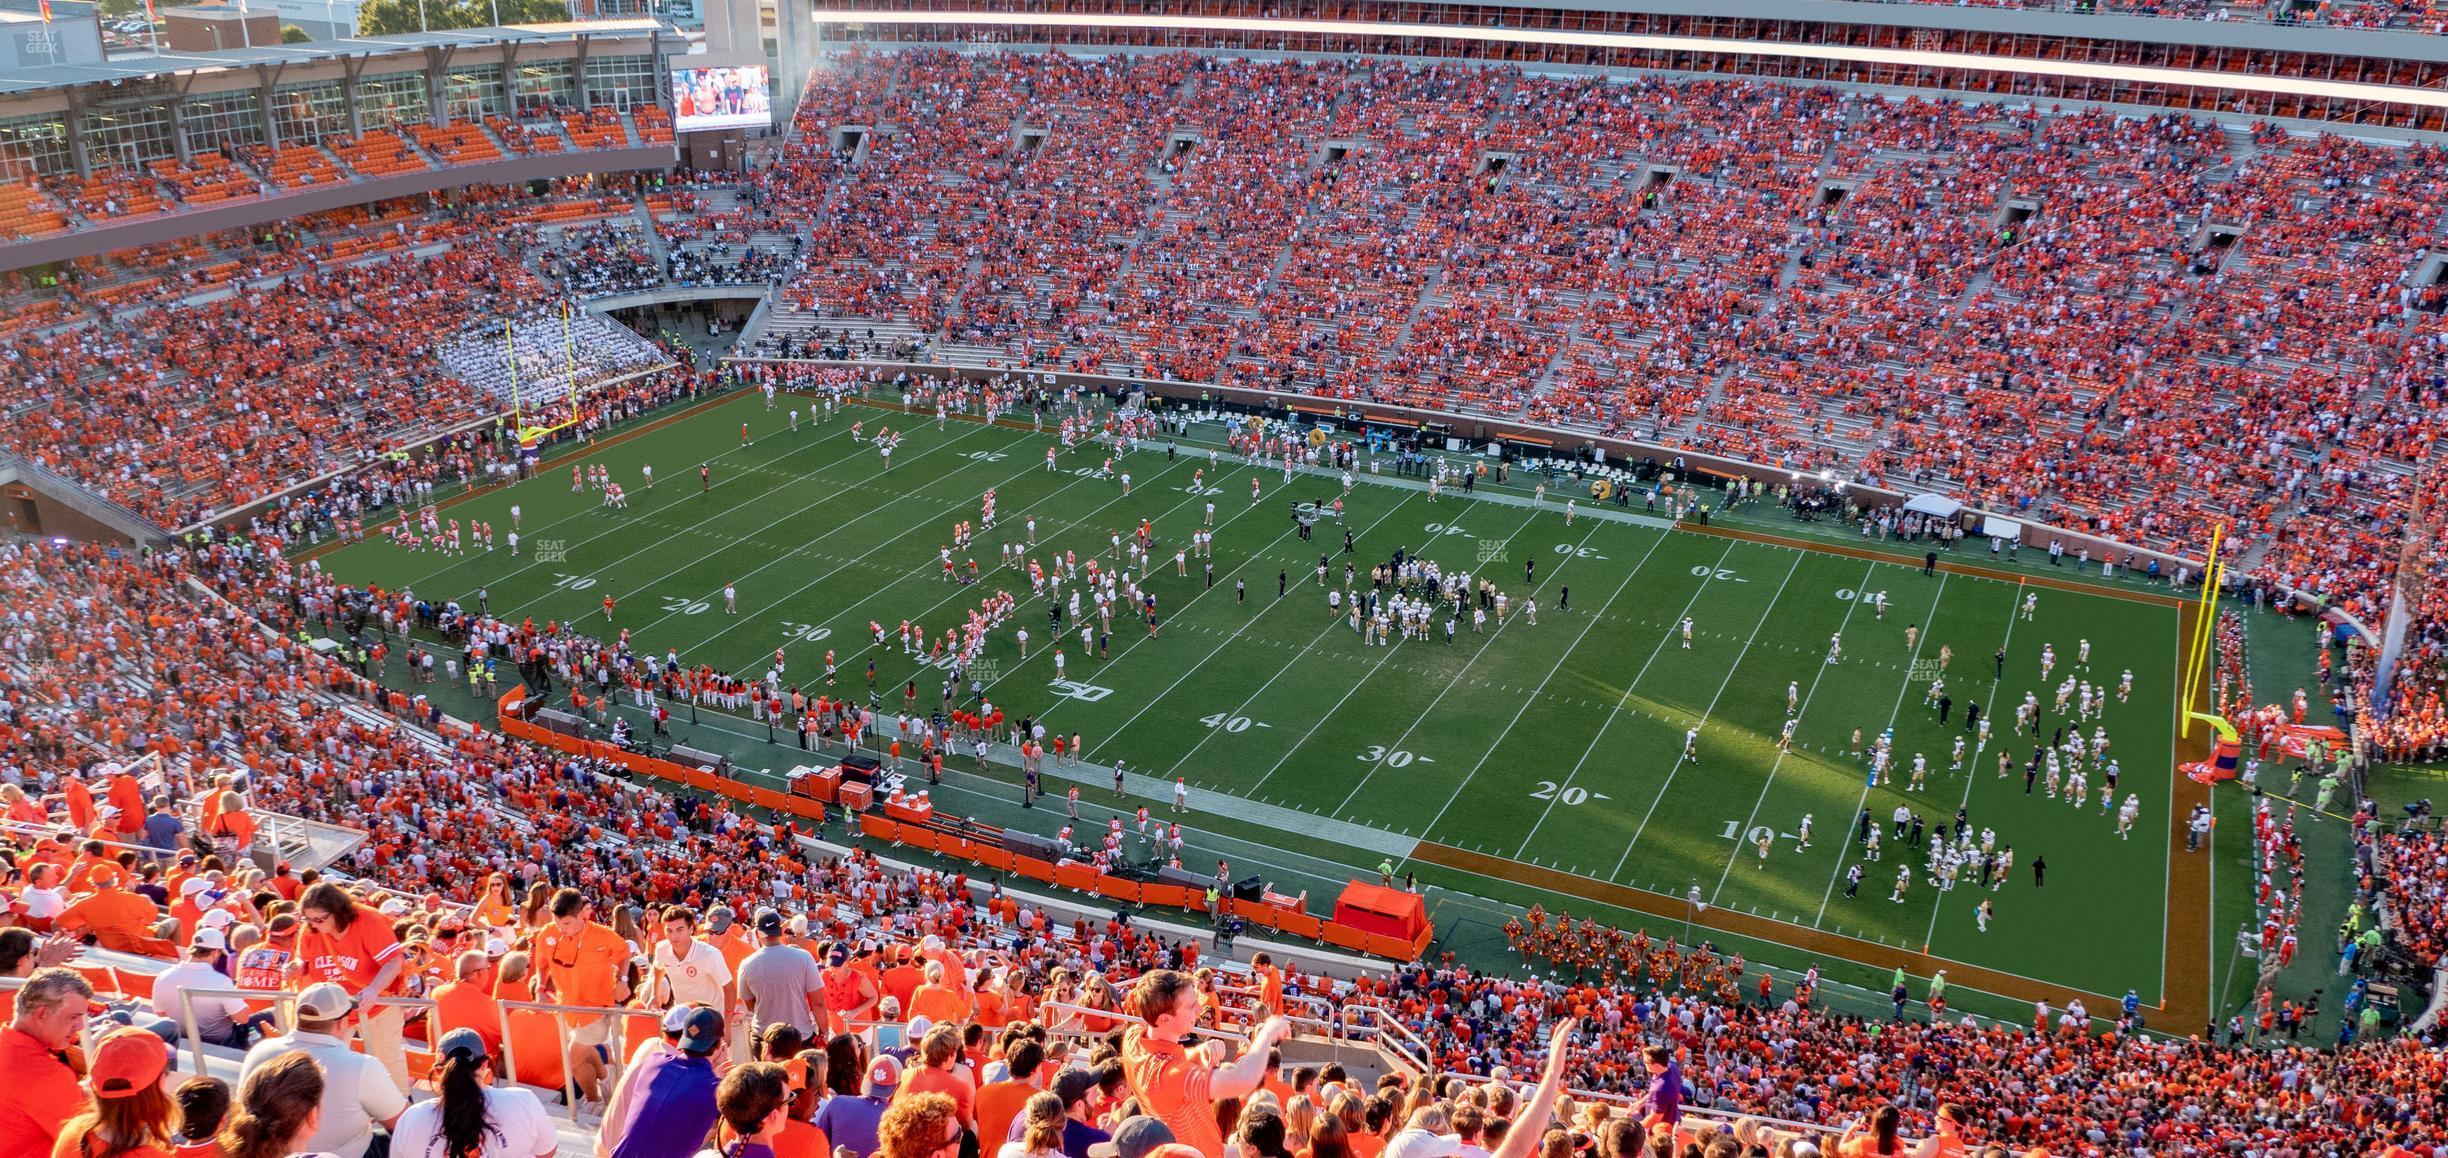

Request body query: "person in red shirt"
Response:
[291, 883, 408, 1092]
[0, 967, 95, 1155]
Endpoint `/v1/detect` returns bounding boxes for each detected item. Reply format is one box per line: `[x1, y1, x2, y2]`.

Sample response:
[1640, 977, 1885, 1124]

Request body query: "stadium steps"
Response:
[1360, 265, 1445, 399]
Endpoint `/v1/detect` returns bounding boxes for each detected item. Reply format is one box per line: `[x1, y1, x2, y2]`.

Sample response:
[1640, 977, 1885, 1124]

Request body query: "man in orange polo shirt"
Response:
[1120, 970, 1291, 1158]
[534, 888, 630, 1099]
[430, 948, 507, 1060]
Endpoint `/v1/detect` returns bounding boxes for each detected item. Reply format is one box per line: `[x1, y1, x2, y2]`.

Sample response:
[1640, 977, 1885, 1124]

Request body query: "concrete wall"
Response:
[2, 479, 142, 546]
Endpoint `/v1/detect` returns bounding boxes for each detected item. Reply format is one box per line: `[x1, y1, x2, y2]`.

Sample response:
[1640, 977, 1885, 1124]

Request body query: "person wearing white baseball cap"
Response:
[238, 981, 408, 1158]
[151, 927, 254, 1047]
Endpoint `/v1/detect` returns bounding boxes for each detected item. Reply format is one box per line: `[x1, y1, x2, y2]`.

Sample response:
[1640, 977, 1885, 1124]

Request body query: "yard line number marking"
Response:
[1530, 780, 1610, 806]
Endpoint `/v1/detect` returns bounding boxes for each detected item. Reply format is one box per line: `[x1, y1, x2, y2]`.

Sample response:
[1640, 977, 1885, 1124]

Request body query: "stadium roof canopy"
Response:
[0, 18, 663, 98]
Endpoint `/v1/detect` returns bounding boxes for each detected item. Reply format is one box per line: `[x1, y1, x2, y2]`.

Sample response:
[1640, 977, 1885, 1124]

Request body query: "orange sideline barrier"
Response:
[1139, 884, 1196, 910]
[490, 692, 1427, 957]
[1055, 863, 1102, 893]
[1277, 911, 1326, 941]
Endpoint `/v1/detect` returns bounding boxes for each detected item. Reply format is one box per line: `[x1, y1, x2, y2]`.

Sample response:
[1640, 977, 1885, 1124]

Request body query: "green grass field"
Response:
[315, 389, 2195, 1017]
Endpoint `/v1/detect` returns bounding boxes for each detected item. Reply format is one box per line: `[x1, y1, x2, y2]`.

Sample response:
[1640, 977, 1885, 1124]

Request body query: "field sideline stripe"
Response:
[1409, 839, 2141, 1015]
[1683, 523, 2188, 609]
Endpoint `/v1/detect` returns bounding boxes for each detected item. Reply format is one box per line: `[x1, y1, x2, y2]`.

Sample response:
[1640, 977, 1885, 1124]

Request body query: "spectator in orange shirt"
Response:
[1120, 970, 1293, 1158]
[908, 960, 971, 1027]
[430, 948, 507, 1061]
[900, 1023, 979, 1134]
[0, 967, 96, 1155]
[56, 871, 177, 957]
[104, 766, 146, 839]
[1251, 954, 1286, 1015]
[201, 792, 257, 866]
[472, 873, 518, 931]
[291, 883, 408, 1093]
[533, 888, 632, 1101]
[976, 1038, 1047, 1148]
[882, 946, 925, 1013]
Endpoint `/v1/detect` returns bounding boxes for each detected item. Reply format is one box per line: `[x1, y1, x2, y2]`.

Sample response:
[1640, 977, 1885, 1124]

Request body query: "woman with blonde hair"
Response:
[1284, 1096, 1318, 1153]
[203, 790, 256, 865]
[54, 1027, 176, 1158]
[995, 1092, 1067, 1158]
[220, 1051, 325, 1158]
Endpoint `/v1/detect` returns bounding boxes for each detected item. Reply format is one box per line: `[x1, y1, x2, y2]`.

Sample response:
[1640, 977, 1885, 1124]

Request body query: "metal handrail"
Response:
[164, 984, 642, 1114]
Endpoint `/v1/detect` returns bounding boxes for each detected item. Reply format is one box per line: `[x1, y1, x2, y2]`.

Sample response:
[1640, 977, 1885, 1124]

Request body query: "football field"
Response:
[314, 389, 2209, 1023]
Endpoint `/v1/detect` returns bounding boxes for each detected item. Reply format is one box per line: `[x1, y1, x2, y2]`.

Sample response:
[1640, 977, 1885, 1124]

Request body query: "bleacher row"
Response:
[2, 525, 2446, 1158]
[0, 107, 666, 243]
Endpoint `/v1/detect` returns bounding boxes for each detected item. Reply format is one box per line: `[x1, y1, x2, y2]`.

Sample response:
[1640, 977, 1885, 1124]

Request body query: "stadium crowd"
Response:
[8, 49, 2448, 1157]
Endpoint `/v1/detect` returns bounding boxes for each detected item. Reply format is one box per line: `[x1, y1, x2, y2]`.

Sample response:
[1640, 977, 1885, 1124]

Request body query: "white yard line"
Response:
[680, 443, 1188, 662]
[601, 425, 1009, 638]
[1509, 536, 1729, 858]
[1609, 551, 1806, 880]
[1706, 563, 1905, 906]
[1913, 579, 2025, 948]
[1237, 504, 1544, 804]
